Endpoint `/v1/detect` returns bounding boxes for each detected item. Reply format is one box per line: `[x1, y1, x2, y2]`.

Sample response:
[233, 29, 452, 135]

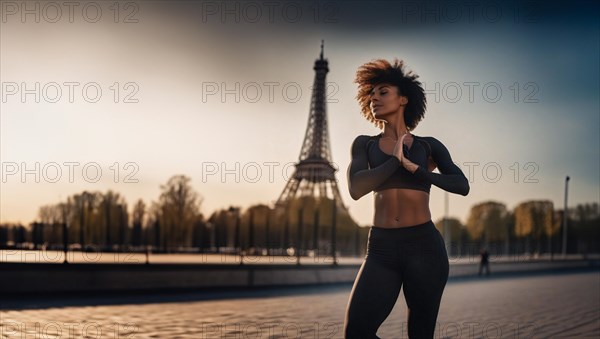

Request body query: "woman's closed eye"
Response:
[369, 90, 387, 97]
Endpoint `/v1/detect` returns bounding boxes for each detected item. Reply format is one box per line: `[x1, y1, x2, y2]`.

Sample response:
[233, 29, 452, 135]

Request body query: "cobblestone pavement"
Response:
[1, 271, 598, 338]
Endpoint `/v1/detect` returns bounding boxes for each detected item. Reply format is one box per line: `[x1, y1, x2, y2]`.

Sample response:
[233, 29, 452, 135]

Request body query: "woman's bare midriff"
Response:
[373, 188, 431, 228]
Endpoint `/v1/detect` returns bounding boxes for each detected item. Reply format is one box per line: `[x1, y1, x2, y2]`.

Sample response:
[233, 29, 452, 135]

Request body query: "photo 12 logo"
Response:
[0, 321, 138, 339]
[397, 321, 538, 339]
[2, 82, 140, 104]
[2, 162, 140, 184]
[200, 1, 340, 24]
[397, 1, 539, 24]
[201, 81, 340, 104]
[200, 161, 341, 184]
[462, 161, 540, 184]
[423, 81, 540, 104]
[1, 1, 139, 23]
[200, 321, 341, 338]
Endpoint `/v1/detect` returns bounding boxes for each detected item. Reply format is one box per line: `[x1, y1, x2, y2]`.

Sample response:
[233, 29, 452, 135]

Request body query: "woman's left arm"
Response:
[412, 137, 470, 196]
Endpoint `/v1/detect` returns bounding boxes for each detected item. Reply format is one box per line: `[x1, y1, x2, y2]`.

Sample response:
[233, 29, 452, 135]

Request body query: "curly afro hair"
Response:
[354, 58, 426, 130]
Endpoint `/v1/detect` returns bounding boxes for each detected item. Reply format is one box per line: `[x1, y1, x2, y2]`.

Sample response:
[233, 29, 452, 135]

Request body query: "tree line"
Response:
[1, 175, 364, 256]
[1, 175, 598, 257]
[434, 200, 599, 257]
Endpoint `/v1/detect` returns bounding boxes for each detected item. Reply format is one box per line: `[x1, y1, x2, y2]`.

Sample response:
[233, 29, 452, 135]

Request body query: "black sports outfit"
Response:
[344, 133, 470, 339]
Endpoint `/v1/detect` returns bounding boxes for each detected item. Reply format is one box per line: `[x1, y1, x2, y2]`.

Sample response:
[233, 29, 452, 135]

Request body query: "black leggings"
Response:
[344, 220, 449, 339]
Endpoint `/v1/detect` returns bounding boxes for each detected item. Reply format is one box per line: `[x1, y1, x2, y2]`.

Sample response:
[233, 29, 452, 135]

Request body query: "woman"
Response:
[343, 59, 470, 339]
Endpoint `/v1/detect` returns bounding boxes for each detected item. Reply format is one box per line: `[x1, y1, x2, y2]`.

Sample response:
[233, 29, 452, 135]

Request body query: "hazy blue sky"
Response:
[1, 0, 598, 226]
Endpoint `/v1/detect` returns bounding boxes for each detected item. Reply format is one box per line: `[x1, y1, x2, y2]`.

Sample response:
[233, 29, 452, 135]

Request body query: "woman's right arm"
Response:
[347, 135, 401, 200]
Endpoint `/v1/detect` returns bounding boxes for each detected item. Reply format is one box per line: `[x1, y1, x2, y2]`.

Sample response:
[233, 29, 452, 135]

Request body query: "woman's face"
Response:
[369, 83, 407, 119]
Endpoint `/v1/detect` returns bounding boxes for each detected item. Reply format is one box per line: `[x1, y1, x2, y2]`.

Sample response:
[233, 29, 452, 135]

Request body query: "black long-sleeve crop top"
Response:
[347, 133, 470, 200]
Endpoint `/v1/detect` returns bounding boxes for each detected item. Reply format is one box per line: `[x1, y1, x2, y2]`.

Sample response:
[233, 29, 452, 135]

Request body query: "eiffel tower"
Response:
[275, 41, 345, 208]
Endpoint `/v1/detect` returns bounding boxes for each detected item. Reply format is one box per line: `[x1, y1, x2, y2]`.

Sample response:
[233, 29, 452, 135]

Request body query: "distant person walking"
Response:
[479, 247, 490, 276]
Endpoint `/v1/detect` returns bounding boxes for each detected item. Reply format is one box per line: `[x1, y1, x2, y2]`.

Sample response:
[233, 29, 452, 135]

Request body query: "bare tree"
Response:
[154, 175, 203, 249]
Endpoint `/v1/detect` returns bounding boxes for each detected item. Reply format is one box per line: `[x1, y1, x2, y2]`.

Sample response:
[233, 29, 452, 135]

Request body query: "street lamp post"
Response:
[562, 176, 570, 257]
[265, 209, 270, 256]
[237, 210, 244, 265]
[297, 206, 303, 266]
[61, 202, 69, 264]
[331, 197, 338, 266]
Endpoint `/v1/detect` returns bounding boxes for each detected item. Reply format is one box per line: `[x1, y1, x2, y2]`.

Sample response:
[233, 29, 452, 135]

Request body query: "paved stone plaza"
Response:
[1, 271, 598, 338]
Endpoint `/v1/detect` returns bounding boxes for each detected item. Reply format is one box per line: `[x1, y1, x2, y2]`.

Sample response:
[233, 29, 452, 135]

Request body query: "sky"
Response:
[1, 0, 599, 227]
